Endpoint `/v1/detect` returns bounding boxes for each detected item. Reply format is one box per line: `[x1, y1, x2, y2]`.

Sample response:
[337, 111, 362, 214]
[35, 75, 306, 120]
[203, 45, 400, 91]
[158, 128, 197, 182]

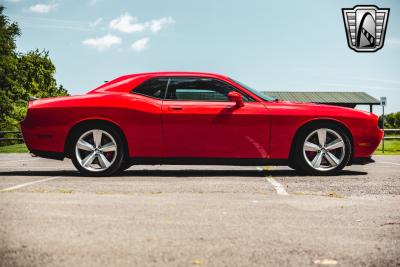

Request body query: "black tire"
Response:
[288, 160, 307, 175]
[69, 124, 127, 176]
[288, 159, 299, 171]
[288, 148, 303, 172]
[292, 122, 352, 175]
[120, 161, 132, 172]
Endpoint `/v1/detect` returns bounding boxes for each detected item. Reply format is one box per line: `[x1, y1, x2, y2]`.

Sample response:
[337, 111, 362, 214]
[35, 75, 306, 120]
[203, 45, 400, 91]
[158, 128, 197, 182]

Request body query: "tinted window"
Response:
[132, 78, 168, 99]
[165, 78, 253, 102]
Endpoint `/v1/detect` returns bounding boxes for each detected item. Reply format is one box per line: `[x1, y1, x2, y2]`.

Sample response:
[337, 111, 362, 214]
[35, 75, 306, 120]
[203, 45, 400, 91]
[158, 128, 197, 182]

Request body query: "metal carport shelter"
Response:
[263, 91, 380, 112]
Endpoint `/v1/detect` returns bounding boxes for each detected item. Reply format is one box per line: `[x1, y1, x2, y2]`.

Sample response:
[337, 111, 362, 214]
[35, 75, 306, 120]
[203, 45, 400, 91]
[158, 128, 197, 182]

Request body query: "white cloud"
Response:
[89, 17, 103, 28]
[109, 13, 147, 33]
[82, 34, 121, 51]
[131, 37, 149, 52]
[28, 4, 56, 13]
[109, 13, 175, 33]
[149, 17, 175, 33]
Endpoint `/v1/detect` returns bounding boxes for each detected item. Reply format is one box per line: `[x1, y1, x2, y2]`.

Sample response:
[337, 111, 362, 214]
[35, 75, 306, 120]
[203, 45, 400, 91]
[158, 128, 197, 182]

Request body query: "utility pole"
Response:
[380, 97, 386, 153]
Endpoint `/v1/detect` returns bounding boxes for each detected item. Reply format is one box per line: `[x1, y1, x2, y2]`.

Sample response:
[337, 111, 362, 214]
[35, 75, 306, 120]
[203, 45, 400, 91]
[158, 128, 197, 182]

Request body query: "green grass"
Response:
[0, 143, 29, 153]
[375, 139, 400, 155]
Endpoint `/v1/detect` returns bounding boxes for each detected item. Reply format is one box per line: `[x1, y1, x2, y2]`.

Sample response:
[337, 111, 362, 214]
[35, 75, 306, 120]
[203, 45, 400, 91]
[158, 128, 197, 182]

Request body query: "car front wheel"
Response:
[293, 123, 351, 175]
[70, 126, 126, 176]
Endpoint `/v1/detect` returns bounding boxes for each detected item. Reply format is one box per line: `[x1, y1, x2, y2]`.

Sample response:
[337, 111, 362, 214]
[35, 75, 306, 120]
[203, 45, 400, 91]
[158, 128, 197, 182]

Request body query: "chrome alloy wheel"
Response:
[302, 128, 345, 172]
[75, 129, 117, 172]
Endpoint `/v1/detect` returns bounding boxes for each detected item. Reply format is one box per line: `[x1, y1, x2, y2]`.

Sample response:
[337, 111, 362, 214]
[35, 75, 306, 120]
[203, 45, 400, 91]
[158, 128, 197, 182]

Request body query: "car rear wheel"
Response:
[70, 126, 126, 176]
[293, 123, 351, 175]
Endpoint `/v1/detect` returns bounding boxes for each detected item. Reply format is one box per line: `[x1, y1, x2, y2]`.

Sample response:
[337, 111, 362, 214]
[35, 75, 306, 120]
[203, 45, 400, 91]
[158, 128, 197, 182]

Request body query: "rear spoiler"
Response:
[29, 96, 38, 101]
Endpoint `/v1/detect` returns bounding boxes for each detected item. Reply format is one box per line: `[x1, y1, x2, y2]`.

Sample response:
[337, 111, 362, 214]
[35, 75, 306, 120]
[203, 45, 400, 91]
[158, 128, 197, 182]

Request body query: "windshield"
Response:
[230, 78, 276, 101]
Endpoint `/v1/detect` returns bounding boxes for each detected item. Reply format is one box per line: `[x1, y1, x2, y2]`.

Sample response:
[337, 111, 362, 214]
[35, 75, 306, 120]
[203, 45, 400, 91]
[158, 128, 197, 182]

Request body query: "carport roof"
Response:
[262, 92, 380, 105]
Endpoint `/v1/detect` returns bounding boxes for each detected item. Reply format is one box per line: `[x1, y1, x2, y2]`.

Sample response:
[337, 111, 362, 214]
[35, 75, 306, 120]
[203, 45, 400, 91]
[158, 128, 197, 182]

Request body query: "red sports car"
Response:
[21, 72, 383, 176]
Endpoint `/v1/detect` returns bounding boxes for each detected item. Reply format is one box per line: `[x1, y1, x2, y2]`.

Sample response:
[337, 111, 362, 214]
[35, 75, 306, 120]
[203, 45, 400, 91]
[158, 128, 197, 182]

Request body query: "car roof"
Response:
[89, 72, 230, 94]
[111, 71, 229, 81]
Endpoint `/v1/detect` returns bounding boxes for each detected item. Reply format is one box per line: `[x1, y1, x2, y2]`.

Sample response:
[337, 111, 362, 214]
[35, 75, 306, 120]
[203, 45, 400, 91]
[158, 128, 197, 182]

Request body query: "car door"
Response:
[161, 77, 270, 158]
[127, 77, 168, 157]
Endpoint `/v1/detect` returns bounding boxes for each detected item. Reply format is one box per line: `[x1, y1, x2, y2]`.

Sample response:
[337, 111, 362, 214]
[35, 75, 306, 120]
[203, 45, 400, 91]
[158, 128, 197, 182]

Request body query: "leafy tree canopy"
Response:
[379, 112, 400, 129]
[0, 6, 68, 133]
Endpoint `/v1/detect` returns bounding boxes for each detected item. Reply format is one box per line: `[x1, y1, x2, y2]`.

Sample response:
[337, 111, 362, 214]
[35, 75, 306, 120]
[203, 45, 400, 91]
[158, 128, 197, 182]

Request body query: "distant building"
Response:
[263, 91, 380, 112]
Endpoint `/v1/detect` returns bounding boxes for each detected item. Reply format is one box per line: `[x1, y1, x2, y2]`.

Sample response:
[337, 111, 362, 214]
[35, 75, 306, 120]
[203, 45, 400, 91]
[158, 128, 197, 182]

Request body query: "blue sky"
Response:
[3, 0, 400, 114]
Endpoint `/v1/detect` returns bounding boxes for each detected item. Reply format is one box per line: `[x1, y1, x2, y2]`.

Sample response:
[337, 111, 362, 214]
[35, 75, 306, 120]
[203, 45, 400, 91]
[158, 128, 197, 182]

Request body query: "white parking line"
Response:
[0, 176, 63, 192]
[376, 161, 400, 166]
[266, 177, 289, 195]
[256, 167, 289, 195]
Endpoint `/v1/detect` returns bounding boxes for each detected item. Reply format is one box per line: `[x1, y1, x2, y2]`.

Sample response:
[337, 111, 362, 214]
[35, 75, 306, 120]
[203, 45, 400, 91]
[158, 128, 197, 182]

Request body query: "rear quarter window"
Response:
[131, 78, 168, 99]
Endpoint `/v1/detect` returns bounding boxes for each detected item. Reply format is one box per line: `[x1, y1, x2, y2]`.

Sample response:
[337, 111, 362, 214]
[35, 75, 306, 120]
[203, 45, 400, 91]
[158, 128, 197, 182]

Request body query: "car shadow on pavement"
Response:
[120, 169, 368, 177]
[121, 169, 266, 177]
[0, 170, 80, 177]
[262, 169, 368, 177]
[0, 169, 265, 177]
[0, 169, 367, 178]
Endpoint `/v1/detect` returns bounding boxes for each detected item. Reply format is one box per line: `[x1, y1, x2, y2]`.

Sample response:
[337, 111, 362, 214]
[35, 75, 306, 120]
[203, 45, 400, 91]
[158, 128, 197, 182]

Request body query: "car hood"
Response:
[268, 99, 377, 119]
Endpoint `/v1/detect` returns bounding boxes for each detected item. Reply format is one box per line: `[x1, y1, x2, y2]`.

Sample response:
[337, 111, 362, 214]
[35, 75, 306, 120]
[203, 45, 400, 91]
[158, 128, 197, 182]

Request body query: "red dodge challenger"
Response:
[21, 72, 383, 176]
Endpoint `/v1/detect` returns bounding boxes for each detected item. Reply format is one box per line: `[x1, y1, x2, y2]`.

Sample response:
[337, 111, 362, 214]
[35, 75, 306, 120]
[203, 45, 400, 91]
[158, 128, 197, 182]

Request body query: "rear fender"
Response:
[64, 117, 128, 158]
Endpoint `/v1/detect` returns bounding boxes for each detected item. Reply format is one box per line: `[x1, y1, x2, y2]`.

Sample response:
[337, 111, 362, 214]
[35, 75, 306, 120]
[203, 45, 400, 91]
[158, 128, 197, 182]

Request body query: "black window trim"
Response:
[130, 77, 168, 100]
[162, 76, 256, 102]
[131, 76, 256, 102]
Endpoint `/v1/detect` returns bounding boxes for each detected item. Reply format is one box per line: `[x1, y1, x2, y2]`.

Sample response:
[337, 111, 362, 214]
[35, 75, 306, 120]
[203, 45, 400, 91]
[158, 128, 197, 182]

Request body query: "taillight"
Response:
[27, 96, 38, 109]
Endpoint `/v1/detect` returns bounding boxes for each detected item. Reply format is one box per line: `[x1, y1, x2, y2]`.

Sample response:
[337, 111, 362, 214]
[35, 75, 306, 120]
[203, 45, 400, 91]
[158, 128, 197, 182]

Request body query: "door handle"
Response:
[169, 106, 183, 111]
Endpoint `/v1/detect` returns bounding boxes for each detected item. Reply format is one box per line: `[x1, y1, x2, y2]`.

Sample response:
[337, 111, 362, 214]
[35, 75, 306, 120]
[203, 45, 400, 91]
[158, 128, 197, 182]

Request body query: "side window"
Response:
[131, 78, 168, 99]
[165, 78, 253, 102]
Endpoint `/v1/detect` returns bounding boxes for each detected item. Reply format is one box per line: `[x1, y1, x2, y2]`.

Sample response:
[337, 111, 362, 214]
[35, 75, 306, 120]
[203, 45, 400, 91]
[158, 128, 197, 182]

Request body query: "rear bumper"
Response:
[20, 118, 66, 154]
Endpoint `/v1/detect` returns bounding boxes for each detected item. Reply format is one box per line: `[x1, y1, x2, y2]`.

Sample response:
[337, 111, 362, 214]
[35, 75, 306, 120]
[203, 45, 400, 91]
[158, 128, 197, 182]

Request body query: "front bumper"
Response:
[354, 126, 383, 158]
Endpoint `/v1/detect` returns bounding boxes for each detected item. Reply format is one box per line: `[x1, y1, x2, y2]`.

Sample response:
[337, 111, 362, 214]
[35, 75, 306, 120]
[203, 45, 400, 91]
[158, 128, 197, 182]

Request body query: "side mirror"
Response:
[227, 91, 244, 107]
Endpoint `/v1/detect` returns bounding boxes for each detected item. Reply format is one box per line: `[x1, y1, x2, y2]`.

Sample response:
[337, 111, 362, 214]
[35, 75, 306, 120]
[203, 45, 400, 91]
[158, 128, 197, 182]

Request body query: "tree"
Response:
[379, 112, 400, 129]
[0, 6, 20, 126]
[0, 6, 68, 133]
[17, 50, 68, 99]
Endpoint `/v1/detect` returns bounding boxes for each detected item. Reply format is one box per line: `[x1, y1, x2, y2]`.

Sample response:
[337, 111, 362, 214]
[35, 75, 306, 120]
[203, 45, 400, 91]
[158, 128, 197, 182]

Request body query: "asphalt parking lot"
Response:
[0, 154, 399, 266]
